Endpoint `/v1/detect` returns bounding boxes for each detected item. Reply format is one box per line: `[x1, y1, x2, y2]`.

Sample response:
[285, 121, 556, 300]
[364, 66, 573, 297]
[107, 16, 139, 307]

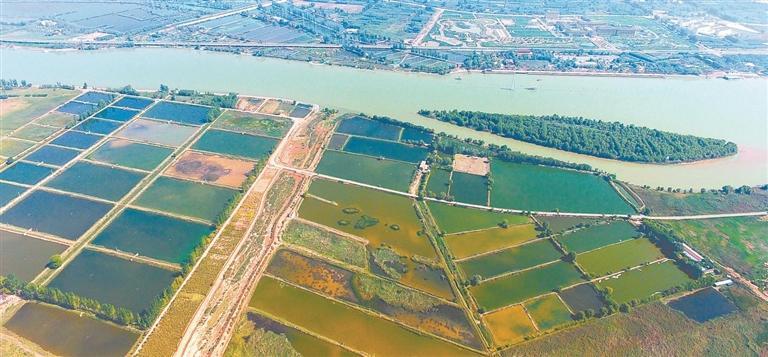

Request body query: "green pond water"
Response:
[88, 138, 173, 171]
[3, 47, 765, 187]
[134, 176, 237, 222]
[4, 303, 138, 357]
[45, 161, 146, 201]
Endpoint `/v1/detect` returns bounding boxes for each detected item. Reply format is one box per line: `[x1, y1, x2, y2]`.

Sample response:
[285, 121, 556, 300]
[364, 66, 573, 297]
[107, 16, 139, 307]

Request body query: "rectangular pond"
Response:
[458, 239, 562, 279]
[56, 101, 97, 116]
[426, 201, 529, 234]
[73, 91, 116, 105]
[0, 162, 56, 185]
[71, 118, 123, 135]
[92, 208, 213, 264]
[192, 129, 278, 160]
[11, 124, 60, 142]
[450, 172, 489, 206]
[23, 145, 81, 167]
[576, 238, 664, 277]
[558, 283, 605, 313]
[48, 249, 177, 313]
[597, 260, 693, 304]
[113, 96, 153, 110]
[50, 131, 104, 150]
[45, 161, 146, 201]
[668, 288, 737, 323]
[335, 116, 402, 141]
[115, 118, 198, 147]
[0, 230, 66, 281]
[213, 110, 292, 138]
[134, 176, 238, 222]
[88, 138, 173, 171]
[0, 190, 113, 240]
[315, 150, 414, 192]
[143, 101, 213, 125]
[445, 225, 538, 259]
[558, 221, 640, 254]
[342, 136, 428, 163]
[94, 106, 139, 122]
[0, 182, 26, 207]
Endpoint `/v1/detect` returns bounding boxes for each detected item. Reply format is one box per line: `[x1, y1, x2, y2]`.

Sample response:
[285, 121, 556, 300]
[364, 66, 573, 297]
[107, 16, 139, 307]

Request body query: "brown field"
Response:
[165, 151, 256, 188]
[453, 154, 490, 176]
[235, 97, 264, 112]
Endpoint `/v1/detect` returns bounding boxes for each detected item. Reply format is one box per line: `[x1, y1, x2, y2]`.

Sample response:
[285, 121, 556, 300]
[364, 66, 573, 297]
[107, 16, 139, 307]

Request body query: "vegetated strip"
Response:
[420, 110, 737, 163]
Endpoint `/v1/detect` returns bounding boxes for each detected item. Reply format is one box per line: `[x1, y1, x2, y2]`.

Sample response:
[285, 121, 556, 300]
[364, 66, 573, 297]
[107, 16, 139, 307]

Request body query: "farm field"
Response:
[282, 220, 368, 269]
[576, 237, 664, 277]
[213, 110, 292, 138]
[0, 87, 78, 131]
[490, 161, 634, 214]
[482, 304, 536, 346]
[315, 150, 415, 192]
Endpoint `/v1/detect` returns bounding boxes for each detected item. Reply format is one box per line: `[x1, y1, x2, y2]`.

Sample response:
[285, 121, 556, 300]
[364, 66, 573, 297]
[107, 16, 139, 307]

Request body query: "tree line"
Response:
[420, 110, 737, 163]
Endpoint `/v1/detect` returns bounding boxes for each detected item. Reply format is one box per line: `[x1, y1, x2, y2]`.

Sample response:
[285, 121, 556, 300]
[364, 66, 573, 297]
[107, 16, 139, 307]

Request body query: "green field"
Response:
[11, 124, 60, 142]
[315, 150, 415, 192]
[425, 168, 451, 198]
[558, 221, 641, 254]
[445, 224, 538, 259]
[577, 238, 664, 277]
[342, 136, 429, 163]
[536, 216, 601, 234]
[427, 201, 529, 234]
[490, 161, 634, 214]
[283, 220, 368, 269]
[134, 176, 238, 222]
[0, 88, 77, 130]
[597, 261, 693, 304]
[450, 172, 488, 206]
[458, 239, 562, 279]
[470, 261, 583, 311]
[656, 217, 767, 289]
[248, 276, 473, 356]
[524, 294, 573, 331]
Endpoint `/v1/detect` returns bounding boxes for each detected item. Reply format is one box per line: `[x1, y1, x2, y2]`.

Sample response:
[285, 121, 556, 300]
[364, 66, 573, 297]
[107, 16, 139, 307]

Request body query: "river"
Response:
[2, 47, 766, 188]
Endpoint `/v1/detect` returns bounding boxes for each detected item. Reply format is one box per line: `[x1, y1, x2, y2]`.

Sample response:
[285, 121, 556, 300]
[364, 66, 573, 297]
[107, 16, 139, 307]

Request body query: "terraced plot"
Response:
[0, 230, 66, 281]
[88, 138, 173, 171]
[450, 172, 488, 206]
[50, 131, 103, 149]
[0, 190, 113, 240]
[342, 136, 429, 163]
[94, 106, 139, 122]
[116, 119, 198, 147]
[48, 250, 177, 313]
[471, 261, 583, 311]
[46, 161, 146, 201]
[193, 129, 278, 160]
[427, 201, 529, 234]
[35, 112, 77, 128]
[315, 150, 415, 192]
[0, 162, 56, 185]
[576, 238, 664, 277]
[490, 161, 634, 214]
[482, 304, 536, 346]
[213, 110, 292, 138]
[134, 176, 238, 222]
[144, 101, 213, 125]
[524, 294, 573, 331]
[248, 276, 472, 356]
[558, 221, 640, 254]
[597, 260, 693, 304]
[299, 179, 434, 259]
[92, 208, 213, 264]
[335, 116, 402, 141]
[114, 96, 153, 110]
[445, 225, 539, 259]
[458, 239, 562, 279]
[23, 145, 80, 167]
[71, 118, 123, 135]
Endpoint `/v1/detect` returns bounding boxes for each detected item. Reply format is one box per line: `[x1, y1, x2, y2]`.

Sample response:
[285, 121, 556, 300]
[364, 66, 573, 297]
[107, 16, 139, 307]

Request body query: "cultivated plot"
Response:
[597, 260, 693, 304]
[0, 138, 35, 158]
[445, 224, 539, 259]
[11, 124, 60, 142]
[213, 110, 292, 138]
[558, 221, 640, 254]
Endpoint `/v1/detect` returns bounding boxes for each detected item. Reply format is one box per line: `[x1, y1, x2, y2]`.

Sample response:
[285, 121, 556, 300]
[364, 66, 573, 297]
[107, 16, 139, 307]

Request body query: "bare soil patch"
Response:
[453, 154, 490, 176]
[165, 151, 256, 188]
[235, 97, 264, 112]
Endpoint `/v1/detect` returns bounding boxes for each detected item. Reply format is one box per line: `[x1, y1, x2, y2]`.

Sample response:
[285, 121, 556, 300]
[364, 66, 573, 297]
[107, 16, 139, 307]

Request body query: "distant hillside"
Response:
[420, 110, 738, 163]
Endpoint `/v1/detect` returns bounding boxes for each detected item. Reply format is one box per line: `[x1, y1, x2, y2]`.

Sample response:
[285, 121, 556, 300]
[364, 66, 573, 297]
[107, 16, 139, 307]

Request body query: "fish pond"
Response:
[116, 119, 198, 147]
[0, 230, 66, 281]
[597, 260, 693, 304]
[445, 224, 539, 259]
[471, 261, 584, 311]
[45, 161, 146, 201]
[523, 294, 573, 331]
[71, 118, 123, 135]
[427, 201, 529, 234]
[489, 161, 634, 214]
[134, 176, 237, 222]
[143, 101, 213, 125]
[74, 91, 116, 105]
[667, 288, 737, 323]
[576, 238, 664, 277]
[48, 249, 177, 313]
[193, 129, 277, 160]
[557, 221, 640, 254]
[248, 276, 472, 356]
[165, 151, 255, 188]
[50, 131, 104, 150]
[113, 96, 153, 110]
[450, 172, 488, 206]
[335, 116, 402, 141]
[558, 283, 606, 313]
[0, 182, 26, 207]
[94, 106, 139, 122]
[0, 190, 113, 240]
[91, 208, 214, 264]
[425, 168, 451, 197]
[342, 136, 428, 163]
[56, 101, 96, 116]
[458, 239, 562, 279]
[24, 145, 80, 166]
[3, 303, 138, 357]
[327, 133, 348, 151]
[315, 150, 415, 192]
[482, 304, 536, 346]
[0, 162, 56, 185]
[88, 138, 173, 171]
